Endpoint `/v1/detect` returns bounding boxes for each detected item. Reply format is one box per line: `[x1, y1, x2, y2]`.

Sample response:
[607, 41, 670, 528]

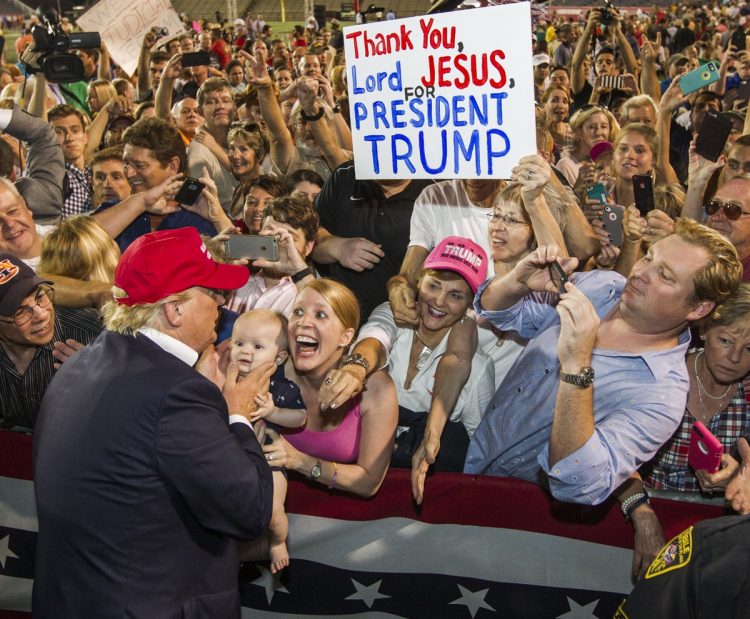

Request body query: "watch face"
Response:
[311, 463, 322, 479]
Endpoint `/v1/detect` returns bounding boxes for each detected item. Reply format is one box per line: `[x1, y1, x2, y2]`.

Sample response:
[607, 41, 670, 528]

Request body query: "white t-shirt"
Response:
[23, 224, 56, 271]
[410, 179, 495, 278]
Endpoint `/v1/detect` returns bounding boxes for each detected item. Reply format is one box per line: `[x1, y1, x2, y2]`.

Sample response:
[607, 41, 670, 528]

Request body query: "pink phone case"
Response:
[688, 421, 723, 473]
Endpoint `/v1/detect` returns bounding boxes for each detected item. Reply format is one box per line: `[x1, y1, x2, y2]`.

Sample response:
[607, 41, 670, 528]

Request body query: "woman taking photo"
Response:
[555, 104, 619, 187]
[261, 279, 398, 497]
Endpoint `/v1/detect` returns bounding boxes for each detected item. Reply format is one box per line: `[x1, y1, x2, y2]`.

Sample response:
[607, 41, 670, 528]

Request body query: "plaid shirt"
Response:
[643, 375, 750, 493]
[62, 163, 92, 218]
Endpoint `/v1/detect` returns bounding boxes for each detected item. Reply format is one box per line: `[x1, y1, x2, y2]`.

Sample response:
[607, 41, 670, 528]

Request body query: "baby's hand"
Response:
[250, 392, 275, 422]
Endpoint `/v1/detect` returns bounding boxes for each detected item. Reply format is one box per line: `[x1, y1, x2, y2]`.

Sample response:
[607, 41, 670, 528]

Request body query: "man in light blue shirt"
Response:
[465, 220, 742, 505]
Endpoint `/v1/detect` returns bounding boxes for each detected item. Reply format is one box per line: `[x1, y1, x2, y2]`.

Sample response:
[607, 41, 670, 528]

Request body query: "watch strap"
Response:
[300, 106, 325, 122]
[291, 267, 313, 283]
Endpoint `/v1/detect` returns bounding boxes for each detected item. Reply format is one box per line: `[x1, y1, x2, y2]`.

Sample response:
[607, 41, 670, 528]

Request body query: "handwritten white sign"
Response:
[344, 3, 536, 179]
[77, 0, 183, 77]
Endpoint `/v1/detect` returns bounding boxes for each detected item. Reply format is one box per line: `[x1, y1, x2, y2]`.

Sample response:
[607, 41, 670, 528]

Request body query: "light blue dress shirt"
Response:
[464, 270, 690, 505]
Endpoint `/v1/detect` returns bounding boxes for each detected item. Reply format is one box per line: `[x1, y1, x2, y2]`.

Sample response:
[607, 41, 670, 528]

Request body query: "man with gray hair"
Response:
[33, 226, 275, 617]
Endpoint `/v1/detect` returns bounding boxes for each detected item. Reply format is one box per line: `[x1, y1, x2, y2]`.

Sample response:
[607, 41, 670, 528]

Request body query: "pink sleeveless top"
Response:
[283, 396, 362, 463]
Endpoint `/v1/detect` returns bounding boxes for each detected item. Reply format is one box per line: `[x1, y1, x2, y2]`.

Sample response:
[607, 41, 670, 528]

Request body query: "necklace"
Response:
[694, 350, 734, 400]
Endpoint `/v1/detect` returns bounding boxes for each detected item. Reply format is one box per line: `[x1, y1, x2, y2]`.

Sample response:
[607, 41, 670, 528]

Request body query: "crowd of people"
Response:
[5, 1, 750, 615]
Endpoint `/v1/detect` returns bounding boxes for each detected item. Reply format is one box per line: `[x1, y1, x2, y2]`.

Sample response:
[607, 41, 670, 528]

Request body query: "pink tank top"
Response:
[283, 396, 362, 463]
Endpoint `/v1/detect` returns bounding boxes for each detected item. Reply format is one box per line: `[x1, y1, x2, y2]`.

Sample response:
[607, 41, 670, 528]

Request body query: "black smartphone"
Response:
[181, 51, 211, 68]
[225, 235, 279, 261]
[695, 109, 733, 162]
[602, 204, 624, 246]
[731, 28, 747, 52]
[632, 174, 654, 218]
[174, 177, 205, 206]
[548, 261, 568, 294]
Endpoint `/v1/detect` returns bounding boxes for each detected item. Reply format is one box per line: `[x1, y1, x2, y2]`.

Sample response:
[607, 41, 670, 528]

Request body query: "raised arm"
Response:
[240, 49, 295, 174]
[155, 53, 182, 120]
[571, 9, 599, 95]
[656, 76, 686, 186]
[97, 42, 111, 81]
[613, 13, 639, 76]
[136, 30, 157, 101]
[296, 76, 349, 171]
[6, 105, 64, 224]
[640, 35, 662, 101]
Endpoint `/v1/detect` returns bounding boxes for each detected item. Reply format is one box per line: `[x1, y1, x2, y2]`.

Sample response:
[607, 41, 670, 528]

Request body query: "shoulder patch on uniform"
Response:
[645, 525, 693, 579]
[613, 599, 629, 618]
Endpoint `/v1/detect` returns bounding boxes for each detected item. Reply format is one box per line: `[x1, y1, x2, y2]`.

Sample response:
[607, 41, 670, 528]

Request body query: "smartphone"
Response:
[225, 235, 279, 261]
[174, 177, 205, 206]
[679, 61, 721, 95]
[600, 75, 624, 90]
[602, 204, 624, 246]
[695, 109, 733, 162]
[181, 51, 212, 68]
[586, 182, 608, 204]
[632, 174, 654, 217]
[688, 421, 723, 474]
[548, 261, 568, 294]
[731, 27, 747, 52]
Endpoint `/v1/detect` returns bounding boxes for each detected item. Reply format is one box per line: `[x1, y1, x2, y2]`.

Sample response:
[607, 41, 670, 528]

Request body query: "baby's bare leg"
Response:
[268, 470, 290, 574]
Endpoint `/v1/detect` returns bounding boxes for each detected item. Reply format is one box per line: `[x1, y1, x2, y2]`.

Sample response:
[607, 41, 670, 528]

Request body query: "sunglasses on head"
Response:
[705, 199, 750, 220]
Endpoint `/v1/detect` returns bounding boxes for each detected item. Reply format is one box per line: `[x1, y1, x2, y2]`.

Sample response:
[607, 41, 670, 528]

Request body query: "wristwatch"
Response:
[300, 106, 325, 122]
[559, 366, 595, 388]
[342, 352, 369, 374]
[291, 267, 313, 283]
[311, 460, 322, 480]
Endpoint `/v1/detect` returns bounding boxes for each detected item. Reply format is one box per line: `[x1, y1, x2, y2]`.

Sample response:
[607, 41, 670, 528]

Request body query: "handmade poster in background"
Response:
[77, 0, 183, 77]
[344, 3, 536, 179]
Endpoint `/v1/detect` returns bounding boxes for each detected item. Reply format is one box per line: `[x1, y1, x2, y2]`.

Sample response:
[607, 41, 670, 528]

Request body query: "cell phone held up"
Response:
[688, 421, 723, 474]
[225, 235, 279, 261]
[174, 177, 205, 206]
[602, 204, 624, 246]
[632, 174, 654, 218]
[679, 61, 721, 96]
[181, 51, 211, 68]
[695, 109, 733, 163]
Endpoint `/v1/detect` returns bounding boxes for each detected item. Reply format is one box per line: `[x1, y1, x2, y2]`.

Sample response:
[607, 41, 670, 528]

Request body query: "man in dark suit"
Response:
[32, 226, 275, 618]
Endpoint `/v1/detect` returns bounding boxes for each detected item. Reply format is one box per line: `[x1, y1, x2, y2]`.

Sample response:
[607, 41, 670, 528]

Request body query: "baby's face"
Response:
[230, 315, 282, 375]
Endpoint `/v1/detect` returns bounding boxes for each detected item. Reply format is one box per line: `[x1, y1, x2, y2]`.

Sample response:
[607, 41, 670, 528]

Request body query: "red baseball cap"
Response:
[114, 228, 249, 306]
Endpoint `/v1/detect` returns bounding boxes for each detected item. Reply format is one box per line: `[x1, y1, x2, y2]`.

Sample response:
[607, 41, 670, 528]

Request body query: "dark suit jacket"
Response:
[32, 331, 273, 618]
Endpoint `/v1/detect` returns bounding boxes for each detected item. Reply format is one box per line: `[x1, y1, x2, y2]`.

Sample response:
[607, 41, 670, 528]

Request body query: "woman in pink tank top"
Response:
[261, 279, 398, 497]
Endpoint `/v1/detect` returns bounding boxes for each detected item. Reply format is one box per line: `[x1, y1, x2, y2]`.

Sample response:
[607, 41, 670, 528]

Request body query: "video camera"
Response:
[28, 8, 100, 83]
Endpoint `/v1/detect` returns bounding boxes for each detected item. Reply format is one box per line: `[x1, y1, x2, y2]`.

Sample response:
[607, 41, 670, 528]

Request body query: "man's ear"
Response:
[167, 156, 181, 175]
[303, 240, 315, 259]
[162, 299, 184, 328]
[687, 300, 715, 323]
[275, 350, 288, 366]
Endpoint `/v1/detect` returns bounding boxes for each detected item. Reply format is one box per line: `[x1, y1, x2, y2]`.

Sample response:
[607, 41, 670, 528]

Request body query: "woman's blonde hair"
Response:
[612, 122, 658, 164]
[569, 105, 620, 147]
[492, 180, 568, 253]
[298, 278, 360, 332]
[88, 79, 117, 110]
[38, 215, 120, 283]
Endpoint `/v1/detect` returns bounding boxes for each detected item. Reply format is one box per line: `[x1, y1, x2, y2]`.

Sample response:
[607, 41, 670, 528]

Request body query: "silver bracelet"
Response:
[620, 491, 650, 520]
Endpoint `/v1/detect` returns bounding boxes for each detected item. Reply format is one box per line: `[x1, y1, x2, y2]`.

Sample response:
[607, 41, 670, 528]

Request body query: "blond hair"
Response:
[298, 278, 360, 332]
[674, 218, 742, 306]
[707, 283, 750, 334]
[38, 216, 120, 283]
[102, 289, 191, 335]
[569, 106, 620, 148]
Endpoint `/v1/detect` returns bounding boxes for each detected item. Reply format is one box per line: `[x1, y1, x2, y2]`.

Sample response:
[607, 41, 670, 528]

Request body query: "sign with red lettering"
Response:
[77, 0, 183, 77]
[344, 3, 536, 179]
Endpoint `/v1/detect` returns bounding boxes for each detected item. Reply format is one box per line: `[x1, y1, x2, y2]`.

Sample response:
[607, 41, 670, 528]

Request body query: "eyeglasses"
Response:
[0, 285, 54, 327]
[705, 199, 750, 220]
[485, 211, 529, 227]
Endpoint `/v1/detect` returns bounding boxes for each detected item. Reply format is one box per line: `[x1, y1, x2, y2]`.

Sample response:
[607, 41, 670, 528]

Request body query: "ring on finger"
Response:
[525, 170, 534, 180]
[324, 376, 333, 385]
[268, 452, 275, 461]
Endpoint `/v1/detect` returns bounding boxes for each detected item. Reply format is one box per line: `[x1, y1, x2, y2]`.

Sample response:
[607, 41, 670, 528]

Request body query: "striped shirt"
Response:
[0, 306, 102, 429]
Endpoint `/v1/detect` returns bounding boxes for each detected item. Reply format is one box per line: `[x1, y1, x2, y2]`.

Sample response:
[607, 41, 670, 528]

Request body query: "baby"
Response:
[230, 308, 307, 573]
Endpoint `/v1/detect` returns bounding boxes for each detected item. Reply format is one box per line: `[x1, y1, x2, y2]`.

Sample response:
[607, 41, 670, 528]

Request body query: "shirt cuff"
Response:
[229, 414, 253, 429]
[538, 434, 610, 505]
